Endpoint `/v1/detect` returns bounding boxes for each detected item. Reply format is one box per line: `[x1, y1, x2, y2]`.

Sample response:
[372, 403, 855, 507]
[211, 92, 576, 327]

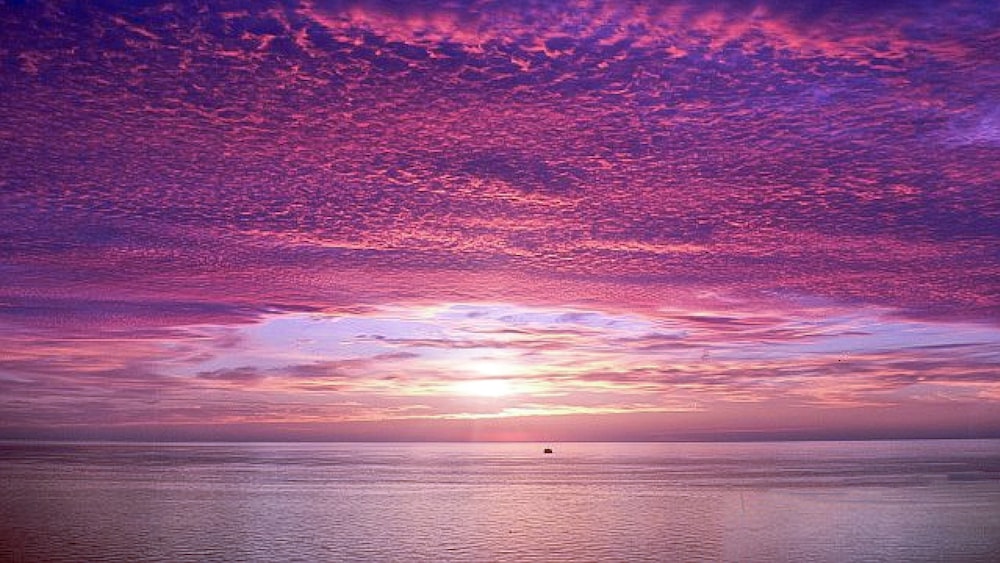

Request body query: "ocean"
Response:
[2, 440, 999, 562]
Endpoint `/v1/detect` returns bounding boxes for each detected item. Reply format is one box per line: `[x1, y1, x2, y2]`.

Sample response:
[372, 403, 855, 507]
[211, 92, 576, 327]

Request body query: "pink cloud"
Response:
[1, 0, 998, 439]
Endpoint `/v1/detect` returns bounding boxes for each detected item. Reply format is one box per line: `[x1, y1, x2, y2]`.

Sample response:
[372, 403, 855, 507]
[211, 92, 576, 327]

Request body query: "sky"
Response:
[1, 0, 999, 441]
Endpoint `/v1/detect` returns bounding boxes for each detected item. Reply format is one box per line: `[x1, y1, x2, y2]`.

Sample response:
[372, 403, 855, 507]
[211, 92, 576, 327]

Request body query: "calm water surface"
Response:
[2, 440, 999, 562]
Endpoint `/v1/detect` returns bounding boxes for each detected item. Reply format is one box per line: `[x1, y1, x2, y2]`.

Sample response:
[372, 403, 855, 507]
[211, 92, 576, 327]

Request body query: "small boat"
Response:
[543, 448, 553, 454]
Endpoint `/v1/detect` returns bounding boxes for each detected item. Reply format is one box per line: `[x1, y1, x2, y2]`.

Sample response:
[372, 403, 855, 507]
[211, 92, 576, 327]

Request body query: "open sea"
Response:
[2, 440, 999, 562]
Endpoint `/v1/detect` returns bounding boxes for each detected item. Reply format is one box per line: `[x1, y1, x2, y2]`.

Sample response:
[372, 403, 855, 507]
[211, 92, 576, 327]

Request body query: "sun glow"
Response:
[452, 378, 515, 397]
[468, 357, 521, 378]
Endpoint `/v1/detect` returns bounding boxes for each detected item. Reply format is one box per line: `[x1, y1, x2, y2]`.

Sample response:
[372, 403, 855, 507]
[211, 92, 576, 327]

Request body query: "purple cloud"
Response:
[1, 0, 998, 439]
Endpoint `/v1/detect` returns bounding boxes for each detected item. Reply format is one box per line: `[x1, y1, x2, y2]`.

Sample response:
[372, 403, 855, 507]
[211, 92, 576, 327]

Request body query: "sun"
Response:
[452, 378, 514, 398]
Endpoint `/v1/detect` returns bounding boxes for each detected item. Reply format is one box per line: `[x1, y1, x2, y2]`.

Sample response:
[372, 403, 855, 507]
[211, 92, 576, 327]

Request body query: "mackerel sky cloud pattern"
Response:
[1, 0, 998, 440]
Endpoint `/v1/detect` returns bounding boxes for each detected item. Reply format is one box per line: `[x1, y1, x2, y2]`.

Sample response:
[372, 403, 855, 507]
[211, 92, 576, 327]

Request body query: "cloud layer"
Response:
[1, 0, 998, 439]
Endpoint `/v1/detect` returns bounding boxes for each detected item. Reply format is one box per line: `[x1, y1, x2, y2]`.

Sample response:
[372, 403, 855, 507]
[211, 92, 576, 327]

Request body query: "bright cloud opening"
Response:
[452, 378, 516, 398]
